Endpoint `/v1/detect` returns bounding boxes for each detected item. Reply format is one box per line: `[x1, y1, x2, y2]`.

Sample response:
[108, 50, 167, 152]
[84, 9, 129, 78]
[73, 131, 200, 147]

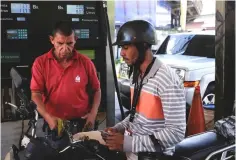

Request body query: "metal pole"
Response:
[105, 1, 116, 127]
[215, 1, 235, 120]
[180, 0, 187, 31]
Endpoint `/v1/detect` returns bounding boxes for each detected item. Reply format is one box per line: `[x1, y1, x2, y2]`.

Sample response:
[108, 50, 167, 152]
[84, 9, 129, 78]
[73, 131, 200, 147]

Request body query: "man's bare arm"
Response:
[31, 92, 49, 118]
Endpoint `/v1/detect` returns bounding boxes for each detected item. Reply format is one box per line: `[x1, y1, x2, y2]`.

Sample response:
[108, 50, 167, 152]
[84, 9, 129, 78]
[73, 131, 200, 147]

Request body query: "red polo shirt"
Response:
[30, 49, 100, 119]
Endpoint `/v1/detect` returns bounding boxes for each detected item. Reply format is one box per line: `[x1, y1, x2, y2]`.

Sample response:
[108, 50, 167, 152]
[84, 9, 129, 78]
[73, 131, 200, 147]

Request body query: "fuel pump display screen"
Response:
[75, 29, 90, 39]
[17, 17, 26, 21]
[11, 3, 31, 14]
[7, 29, 28, 40]
[67, 5, 84, 15]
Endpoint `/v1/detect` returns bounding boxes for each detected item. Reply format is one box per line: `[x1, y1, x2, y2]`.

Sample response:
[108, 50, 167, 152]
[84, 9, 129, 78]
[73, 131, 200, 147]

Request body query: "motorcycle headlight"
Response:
[172, 68, 185, 81]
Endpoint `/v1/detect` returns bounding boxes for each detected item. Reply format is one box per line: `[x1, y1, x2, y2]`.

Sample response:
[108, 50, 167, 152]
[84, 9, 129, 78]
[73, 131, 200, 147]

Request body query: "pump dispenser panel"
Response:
[1, 1, 101, 66]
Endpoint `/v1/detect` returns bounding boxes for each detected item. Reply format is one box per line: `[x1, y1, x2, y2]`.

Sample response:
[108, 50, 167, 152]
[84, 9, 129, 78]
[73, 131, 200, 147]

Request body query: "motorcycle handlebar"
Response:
[5, 100, 37, 119]
[5, 102, 18, 109]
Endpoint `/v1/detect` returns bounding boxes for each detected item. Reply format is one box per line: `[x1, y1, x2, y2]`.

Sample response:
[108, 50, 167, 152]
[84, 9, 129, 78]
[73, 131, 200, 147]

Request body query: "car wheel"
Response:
[202, 84, 215, 106]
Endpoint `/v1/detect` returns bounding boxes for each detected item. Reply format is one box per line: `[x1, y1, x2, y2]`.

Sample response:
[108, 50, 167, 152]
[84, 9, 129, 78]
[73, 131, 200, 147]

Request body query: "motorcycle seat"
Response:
[173, 131, 229, 160]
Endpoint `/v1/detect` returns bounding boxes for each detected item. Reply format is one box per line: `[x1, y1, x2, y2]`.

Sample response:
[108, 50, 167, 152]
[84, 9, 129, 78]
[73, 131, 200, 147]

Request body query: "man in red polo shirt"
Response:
[30, 21, 101, 131]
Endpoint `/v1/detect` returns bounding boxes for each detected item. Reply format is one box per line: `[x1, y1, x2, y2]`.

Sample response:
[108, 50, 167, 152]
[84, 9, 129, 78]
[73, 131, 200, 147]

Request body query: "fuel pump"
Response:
[1, 1, 125, 123]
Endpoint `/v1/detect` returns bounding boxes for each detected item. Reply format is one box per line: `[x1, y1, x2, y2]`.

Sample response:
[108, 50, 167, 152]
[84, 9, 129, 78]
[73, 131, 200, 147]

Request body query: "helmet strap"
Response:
[130, 43, 150, 84]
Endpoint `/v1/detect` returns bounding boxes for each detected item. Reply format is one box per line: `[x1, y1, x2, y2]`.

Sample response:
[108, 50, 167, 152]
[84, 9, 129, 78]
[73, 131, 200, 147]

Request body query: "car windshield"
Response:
[166, 34, 194, 55]
[157, 34, 215, 58]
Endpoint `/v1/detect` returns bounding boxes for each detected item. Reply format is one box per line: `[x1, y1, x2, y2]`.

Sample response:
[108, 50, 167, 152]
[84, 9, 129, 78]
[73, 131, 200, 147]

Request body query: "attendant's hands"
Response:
[82, 111, 97, 131]
[45, 114, 58, 130]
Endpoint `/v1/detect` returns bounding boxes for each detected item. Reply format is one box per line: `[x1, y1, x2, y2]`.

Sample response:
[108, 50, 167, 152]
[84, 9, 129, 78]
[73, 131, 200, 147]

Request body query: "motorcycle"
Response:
[4, 67, 236, 160]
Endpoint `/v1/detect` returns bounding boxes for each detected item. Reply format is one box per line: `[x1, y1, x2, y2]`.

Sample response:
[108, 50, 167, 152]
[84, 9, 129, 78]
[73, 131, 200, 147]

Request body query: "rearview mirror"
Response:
[10, 67, 23, 89]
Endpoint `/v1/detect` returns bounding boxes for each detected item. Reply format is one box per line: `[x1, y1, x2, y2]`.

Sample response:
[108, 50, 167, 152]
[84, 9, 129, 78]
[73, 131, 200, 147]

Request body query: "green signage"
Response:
[77, 50, 95, 59]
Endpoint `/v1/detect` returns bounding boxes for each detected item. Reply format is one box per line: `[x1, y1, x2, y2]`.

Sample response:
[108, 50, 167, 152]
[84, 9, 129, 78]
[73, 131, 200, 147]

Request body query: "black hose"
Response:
[102, 2, 125, 120]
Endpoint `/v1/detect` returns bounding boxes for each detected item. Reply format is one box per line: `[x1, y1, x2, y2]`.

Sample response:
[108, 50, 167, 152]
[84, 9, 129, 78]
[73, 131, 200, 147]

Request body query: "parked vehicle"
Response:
[118, 31, 216, 110]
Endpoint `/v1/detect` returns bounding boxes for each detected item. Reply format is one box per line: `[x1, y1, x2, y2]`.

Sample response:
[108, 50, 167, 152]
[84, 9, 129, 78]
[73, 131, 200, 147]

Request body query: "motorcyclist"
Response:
[104, 20, 186, 160]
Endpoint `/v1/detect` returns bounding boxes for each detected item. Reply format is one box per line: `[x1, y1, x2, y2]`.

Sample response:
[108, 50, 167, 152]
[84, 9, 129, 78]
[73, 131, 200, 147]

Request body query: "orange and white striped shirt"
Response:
[114, 58, 186, 155]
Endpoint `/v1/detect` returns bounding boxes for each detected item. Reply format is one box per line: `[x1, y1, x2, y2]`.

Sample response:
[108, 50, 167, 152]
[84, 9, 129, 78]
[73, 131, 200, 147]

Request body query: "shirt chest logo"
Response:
[75, 75, 80, 83]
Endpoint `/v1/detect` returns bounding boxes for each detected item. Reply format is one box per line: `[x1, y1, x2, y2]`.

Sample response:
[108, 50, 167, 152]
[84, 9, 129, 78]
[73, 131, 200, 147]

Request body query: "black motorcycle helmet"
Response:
[113, 20, 157, 46]
[113, 20, 157, 82]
